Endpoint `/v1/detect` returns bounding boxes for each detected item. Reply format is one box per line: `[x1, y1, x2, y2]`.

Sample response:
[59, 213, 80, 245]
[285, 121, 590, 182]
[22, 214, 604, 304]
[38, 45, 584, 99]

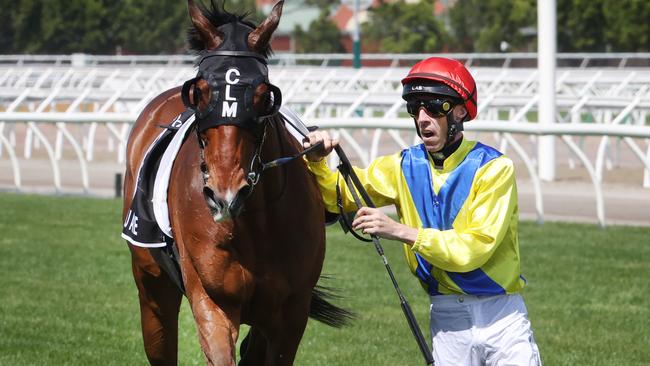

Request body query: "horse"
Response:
[122, 1, 350, 364]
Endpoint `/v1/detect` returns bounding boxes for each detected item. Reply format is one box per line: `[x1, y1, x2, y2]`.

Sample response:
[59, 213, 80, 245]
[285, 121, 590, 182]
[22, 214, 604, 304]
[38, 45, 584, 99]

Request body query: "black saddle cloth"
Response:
[121, 110, 194, 247]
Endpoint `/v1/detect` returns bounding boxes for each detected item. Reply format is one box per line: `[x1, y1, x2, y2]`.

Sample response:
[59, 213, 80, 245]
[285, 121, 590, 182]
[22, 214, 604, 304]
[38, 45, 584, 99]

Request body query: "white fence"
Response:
[2, 52, 650, 68]
[1, 55, 649, 226]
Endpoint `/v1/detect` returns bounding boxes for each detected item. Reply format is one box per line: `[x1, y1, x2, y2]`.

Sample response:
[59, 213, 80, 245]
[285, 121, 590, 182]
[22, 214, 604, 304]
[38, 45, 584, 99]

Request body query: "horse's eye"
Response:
[192, 79, 212, 107]
[254, 91, 270, 115]
[192, 85, 202, 107]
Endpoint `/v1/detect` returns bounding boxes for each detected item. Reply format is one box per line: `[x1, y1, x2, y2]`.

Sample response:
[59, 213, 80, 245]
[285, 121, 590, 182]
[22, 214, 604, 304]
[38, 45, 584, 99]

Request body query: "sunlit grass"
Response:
[0, 193, 648, 365]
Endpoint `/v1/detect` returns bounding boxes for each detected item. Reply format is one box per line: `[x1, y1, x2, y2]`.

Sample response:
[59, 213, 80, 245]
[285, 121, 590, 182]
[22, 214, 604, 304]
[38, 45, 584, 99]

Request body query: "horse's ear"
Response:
[247, 0, 284, 52]
[188, 0, 224, 50]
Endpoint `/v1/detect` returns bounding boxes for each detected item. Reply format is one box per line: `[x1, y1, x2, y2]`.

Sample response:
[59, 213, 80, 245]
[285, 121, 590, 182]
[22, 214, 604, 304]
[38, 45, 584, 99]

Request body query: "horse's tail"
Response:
[309, 283, 355, 328]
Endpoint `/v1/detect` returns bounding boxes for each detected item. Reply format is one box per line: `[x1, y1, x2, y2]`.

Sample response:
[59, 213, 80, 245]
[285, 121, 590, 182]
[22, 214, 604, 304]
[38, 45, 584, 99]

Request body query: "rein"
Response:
[277, 109, 433, 365]
[256, 136, 323, 171]
[333, 146, 434, 366]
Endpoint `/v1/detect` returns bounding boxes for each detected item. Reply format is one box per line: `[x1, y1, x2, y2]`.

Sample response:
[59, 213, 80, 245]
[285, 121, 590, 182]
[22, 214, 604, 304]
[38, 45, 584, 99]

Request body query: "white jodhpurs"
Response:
[429, 293, 542, 366]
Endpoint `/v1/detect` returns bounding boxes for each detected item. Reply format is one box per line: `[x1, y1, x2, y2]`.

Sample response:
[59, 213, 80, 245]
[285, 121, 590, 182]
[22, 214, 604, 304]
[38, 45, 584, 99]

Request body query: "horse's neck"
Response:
[263, 117, 296, 161]
[256, 118, 297, 199]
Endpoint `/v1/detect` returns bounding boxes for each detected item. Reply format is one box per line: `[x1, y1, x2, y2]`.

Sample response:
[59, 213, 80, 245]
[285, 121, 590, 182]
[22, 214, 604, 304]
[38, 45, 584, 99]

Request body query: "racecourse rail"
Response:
[2, 52, 650, 68]
[1, 53, 649, 227]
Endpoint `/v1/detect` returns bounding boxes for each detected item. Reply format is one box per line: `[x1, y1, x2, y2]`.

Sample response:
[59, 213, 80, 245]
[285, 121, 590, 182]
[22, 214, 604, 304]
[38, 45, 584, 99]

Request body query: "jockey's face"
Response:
[412, 97, 466, 152]
[415, 104, 448, 152]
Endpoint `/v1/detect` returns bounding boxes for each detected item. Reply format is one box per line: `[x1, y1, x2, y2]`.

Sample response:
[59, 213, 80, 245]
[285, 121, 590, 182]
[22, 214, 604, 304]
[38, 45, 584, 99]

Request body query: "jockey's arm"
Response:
[304, 154, 400, 213]
[302, 130, 399, 213]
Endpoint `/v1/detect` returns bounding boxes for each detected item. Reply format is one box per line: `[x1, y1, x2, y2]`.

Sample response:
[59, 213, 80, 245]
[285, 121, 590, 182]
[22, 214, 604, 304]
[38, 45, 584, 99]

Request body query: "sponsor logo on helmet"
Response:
[412, 85, 424, 91]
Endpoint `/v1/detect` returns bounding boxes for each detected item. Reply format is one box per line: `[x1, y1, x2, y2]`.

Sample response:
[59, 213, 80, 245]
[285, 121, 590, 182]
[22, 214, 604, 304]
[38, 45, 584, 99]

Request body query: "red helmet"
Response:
[401, 57, 478, 121]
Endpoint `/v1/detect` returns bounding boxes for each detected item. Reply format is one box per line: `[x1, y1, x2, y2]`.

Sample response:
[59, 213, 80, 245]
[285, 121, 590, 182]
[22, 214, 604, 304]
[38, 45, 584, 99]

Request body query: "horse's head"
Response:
[183, 0, 284, 222]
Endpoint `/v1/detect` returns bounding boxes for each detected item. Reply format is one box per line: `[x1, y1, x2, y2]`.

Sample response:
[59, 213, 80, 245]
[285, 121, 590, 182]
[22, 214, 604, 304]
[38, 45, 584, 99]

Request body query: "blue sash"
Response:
[401, 143, 505, 296]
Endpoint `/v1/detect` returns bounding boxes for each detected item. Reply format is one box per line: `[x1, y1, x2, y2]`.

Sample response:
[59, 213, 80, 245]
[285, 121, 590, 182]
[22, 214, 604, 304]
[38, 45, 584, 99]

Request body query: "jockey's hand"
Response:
[302, 130, 339, 162]
[352, 207, 418, 245]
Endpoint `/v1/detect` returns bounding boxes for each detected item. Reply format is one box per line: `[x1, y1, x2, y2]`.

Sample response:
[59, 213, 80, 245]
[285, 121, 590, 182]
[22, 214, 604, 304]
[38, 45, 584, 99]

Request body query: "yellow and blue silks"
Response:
[306, 138, 526, 296]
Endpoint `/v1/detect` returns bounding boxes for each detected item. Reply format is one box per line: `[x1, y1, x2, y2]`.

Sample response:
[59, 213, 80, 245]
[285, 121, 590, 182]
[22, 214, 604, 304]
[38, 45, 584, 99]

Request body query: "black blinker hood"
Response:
[181, 22, 282, 136]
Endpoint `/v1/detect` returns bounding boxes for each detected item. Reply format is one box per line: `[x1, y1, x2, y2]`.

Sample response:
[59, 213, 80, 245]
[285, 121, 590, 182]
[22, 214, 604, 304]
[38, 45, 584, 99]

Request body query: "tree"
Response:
[1, 0, 184, 54]
[111, 0, 188, 54]
[450, 0, 649, 53]
[6, 1, 45, 53]
[0, 0, 20, 52]
[304, 0, 340, 11]
[2, 0, 648, 54]
[556, 0, 606, 52]
[362, 0, 448, 53]
[110, 0, 266, 54]
[222, 0, 266, 23]
[39, 0, 113, 53]
[449, 0, 535, 52]
[602, 0, 650, 51]
[293, 13, 346, 53]
[4, 0, 121, 54]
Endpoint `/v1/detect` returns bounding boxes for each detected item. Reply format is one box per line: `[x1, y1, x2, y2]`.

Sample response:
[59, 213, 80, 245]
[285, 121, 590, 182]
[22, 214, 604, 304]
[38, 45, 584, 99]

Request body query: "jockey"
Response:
[303, 57, 542, 365]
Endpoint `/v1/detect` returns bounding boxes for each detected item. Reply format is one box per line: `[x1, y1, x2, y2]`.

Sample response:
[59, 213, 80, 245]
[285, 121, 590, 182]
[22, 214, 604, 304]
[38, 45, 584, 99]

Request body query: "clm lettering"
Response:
[222, 68, 240, 117]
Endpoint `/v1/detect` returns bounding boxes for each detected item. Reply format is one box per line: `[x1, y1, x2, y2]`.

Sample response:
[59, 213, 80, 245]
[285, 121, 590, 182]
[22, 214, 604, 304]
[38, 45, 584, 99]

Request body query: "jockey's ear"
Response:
[452, 104, 468, 121]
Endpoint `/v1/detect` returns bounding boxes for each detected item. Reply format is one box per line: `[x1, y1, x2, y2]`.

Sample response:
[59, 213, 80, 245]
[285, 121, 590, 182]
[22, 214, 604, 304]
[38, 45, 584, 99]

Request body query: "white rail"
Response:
[1, 53, 649, 68]
[1, 113, 648, 227]
[1, 61, 649, 225]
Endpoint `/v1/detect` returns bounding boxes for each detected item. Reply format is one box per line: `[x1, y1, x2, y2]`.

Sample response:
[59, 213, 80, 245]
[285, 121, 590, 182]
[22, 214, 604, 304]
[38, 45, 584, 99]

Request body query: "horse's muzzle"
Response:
[203, 185, 251, 222]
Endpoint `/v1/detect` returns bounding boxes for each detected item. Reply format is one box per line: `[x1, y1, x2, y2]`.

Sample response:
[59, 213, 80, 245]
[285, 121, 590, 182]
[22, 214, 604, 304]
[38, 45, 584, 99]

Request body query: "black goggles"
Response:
[406, 98, 456, 117]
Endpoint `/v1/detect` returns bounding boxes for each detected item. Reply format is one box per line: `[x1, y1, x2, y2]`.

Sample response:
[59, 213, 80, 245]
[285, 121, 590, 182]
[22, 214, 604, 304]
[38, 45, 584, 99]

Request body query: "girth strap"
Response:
[149, 238, 185, 294]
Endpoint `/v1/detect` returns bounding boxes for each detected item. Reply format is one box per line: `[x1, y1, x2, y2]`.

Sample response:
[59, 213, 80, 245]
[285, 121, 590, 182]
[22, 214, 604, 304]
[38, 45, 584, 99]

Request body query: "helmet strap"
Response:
[436, 108, 466, 151]
[445, 111, 464, 148]
[430, 131, 463, 169]
[413, 119, 422, 138]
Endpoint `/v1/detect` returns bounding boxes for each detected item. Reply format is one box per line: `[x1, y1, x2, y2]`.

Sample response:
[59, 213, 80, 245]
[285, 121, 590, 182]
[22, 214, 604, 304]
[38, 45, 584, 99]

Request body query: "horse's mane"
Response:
[187, 0, 273, 59]
[269, 113, 302, 152]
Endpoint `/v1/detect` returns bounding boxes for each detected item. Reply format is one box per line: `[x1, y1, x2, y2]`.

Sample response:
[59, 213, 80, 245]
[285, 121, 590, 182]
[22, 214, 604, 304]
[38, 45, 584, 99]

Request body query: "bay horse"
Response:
[122, 1, 349, 364]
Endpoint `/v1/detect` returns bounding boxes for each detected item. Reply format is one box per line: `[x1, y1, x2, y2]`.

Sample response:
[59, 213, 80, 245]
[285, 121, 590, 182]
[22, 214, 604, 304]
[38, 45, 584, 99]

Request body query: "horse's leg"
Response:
[130, 246, 183, 366]
[182, 262, 241, 366]
[191, 295, 240, 365]
[264, 290, 313, 366]
[238, 328, 268, 366]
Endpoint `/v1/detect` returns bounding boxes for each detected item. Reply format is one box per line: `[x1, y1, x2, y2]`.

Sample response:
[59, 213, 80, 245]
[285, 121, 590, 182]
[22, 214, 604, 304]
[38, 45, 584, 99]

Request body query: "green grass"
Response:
[0, 193, 649, 365]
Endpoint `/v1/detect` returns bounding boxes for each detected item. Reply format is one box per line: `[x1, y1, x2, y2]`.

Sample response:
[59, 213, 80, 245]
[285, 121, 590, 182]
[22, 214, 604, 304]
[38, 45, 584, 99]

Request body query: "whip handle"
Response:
[401, 299, 435, 365]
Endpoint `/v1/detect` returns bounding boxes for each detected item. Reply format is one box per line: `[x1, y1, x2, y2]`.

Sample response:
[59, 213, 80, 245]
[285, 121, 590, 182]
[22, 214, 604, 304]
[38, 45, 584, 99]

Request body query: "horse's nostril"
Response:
[227, 184, 251, 218]
[203, 187, 225, 212]
[238, 185, 251, 199]
[203, 185, 251, 221]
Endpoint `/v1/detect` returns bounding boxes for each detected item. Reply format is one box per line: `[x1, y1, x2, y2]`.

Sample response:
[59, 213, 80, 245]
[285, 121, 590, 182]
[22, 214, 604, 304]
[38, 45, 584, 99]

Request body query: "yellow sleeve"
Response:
[305, 154, 401, 213]
[410, 157, 517, 272]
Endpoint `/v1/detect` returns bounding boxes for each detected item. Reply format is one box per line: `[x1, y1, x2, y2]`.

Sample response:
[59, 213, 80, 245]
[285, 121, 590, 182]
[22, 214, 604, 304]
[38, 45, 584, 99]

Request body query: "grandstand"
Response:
[0, 53, 649, 226]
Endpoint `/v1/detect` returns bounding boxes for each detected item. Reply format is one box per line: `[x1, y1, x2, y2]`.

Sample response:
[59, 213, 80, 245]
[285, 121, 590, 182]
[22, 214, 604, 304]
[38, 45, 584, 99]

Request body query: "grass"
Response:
[0, 193, 649, 365]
